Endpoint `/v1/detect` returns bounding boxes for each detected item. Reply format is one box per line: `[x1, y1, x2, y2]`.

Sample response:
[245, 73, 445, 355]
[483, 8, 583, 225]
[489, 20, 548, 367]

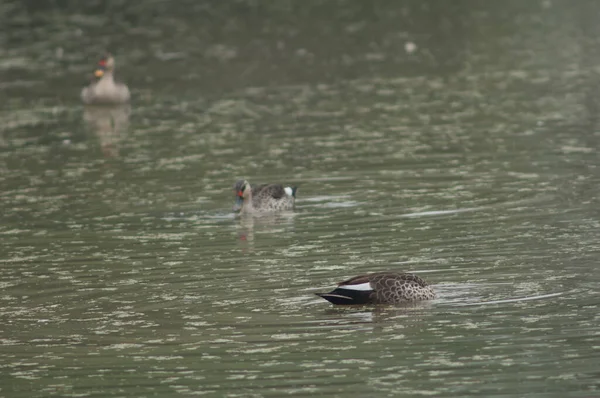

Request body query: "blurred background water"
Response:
[1, 0, 600, 397]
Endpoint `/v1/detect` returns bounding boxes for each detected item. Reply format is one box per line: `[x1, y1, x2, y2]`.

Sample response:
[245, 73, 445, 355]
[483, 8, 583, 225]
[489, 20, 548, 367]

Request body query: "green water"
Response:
[1, 1, 599, 397]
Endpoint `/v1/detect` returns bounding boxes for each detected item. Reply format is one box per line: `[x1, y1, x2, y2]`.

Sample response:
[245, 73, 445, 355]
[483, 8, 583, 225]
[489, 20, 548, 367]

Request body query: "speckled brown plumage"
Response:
[233, 179, 297, 214]
[316, 272, 436, 305]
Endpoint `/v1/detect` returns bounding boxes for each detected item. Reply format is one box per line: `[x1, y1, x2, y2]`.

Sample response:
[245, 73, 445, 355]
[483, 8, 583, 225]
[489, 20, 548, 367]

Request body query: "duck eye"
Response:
[241, 184, 247, 192]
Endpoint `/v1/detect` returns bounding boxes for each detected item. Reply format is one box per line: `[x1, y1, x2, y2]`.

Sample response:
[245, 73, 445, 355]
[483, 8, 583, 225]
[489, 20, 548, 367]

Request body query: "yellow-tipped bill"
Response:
[94, 69, 104, 77]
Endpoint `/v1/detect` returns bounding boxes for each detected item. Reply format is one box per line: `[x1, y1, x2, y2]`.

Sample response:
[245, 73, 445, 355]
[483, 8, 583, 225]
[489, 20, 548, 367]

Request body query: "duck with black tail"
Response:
[233, 179, 297, 214]
[316, 272, 435, 305]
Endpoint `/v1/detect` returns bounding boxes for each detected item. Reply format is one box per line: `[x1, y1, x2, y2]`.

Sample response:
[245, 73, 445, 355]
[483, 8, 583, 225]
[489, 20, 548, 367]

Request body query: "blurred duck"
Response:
[81, 54, 130, 105]
[233, 179, 297, 214]
[316, 272, 436, 305]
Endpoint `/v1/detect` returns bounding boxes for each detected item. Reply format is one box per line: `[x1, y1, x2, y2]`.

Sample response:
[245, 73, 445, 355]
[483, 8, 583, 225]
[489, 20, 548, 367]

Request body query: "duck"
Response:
[316, 272, 435, 305]
[81, 54, 130, 105]
[233, 179, 297, 214]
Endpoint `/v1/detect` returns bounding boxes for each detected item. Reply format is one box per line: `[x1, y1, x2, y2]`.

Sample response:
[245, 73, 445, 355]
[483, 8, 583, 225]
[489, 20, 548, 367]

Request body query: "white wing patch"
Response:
[339, 282, 373, 291]
[284, 187, 293, 196]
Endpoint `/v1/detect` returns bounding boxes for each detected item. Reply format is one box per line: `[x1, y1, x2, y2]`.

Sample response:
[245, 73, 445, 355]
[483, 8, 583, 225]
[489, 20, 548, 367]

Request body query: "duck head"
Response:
[233, 179, 251, 212]
[94, 54, 115, 78]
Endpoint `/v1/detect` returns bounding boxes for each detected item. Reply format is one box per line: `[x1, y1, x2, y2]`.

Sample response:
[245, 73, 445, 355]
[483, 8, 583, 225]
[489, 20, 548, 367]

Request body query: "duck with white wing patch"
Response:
[233, 179, 297, 214]
[316, 272, 435, 305]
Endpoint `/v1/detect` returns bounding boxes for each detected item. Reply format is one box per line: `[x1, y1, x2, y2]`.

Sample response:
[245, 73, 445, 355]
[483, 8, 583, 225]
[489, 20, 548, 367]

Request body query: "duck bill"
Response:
[94, 69, 104, 77]
[233, 196, 244, 212]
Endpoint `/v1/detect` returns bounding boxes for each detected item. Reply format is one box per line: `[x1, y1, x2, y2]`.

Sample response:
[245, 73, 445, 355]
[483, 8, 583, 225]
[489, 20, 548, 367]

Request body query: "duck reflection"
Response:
[236, 211, 297, 250]
[321, 301, 433, 327]
[83, 104, 131, 157]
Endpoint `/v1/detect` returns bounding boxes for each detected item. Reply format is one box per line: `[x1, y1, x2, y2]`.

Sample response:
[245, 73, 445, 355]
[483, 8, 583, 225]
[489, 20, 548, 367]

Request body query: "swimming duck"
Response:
[81, 54, 130, 105]
[233, 179, 297, 214]
[316, 272, 435, 305]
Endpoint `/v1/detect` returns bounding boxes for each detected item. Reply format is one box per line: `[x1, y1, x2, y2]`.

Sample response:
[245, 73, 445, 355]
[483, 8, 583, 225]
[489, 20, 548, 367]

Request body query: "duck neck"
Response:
[243, 192, 254, 213]
[101, 69, 115, 82]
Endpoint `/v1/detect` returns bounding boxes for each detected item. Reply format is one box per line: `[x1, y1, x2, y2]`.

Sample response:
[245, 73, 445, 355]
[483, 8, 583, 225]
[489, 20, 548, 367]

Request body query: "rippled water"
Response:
[1, 1, 600, 397]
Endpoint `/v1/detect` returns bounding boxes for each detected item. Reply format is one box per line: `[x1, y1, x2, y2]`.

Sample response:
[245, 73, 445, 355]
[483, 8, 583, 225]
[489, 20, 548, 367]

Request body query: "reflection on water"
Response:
[236, 211, 298, 250]
[1, 1, 600, 397]
[83, 104, 130, 157]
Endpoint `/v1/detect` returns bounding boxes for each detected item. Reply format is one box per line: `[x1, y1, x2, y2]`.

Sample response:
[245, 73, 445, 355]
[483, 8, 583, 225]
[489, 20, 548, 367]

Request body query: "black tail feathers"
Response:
[315, 288, 372, 305]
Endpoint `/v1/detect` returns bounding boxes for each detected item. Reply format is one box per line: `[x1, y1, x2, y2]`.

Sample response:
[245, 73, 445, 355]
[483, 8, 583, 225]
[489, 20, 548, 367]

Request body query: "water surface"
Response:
[1, 1, 600, 397]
